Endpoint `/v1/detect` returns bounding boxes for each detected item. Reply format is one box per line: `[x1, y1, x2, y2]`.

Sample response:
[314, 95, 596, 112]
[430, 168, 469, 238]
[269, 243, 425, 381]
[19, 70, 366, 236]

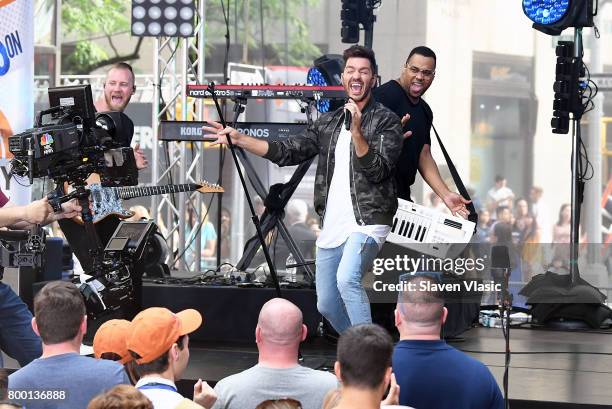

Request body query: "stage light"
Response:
[522, 0, 595, 36]
[307, 67, 326, 86]
[133, 6, 146, 19]
[164, 23, 177, 36]
[307, 67, 332, 112]
[131, 0, 195, 37]
[307, 54, 345, 113]
[522, 0, 570, 25]
[340, 0, 376, 44]
[550, 41, 584, 134]
[164, 7, 177, 19]
[341, 0, 361, 43]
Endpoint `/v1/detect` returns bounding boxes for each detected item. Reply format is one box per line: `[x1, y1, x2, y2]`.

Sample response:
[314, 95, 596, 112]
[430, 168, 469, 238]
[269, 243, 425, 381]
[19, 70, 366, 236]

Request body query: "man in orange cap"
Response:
[127, 307, 216, 409]
[94, 319, 133, 364]
[94, 319, 139, 384]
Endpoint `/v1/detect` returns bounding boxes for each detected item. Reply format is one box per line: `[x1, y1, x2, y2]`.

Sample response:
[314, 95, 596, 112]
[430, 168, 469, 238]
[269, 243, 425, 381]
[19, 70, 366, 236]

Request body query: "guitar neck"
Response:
[118, 183, 198, 200]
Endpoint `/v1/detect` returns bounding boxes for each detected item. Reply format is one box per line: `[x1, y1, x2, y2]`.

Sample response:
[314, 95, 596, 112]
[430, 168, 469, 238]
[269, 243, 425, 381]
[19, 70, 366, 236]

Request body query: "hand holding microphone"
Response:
[344, 98, 359, 131]
[344, 98, 369, 157]
[344, 107, 352, 130]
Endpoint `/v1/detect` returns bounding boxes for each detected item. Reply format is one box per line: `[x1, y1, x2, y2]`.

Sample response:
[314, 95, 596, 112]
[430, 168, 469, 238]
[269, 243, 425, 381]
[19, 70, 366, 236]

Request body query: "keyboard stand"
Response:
[233, 100, 316, 284]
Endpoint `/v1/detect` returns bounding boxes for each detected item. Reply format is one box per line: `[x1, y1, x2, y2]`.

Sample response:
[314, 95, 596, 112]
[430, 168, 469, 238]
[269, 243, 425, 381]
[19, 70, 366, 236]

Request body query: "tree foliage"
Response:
[61, 0, 321, 74]
[62, 0, 135, 73]
[205, 0, 321, 66]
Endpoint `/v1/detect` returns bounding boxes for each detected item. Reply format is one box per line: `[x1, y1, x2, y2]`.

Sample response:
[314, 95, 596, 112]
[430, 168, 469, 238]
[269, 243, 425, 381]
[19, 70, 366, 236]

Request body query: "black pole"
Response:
[502, 268, 511, 409]
[363, 22, 374, 49]
[207, 83, 282, 297]
[362, 6, 376, 49]
[570, 28, 584, 285]
[216, 134, 223, 268]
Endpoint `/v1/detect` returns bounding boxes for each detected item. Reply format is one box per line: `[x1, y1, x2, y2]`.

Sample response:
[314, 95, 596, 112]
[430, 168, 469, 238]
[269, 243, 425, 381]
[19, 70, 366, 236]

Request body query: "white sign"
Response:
[592, 74, 612, 92]
[0, 0, 34, 204]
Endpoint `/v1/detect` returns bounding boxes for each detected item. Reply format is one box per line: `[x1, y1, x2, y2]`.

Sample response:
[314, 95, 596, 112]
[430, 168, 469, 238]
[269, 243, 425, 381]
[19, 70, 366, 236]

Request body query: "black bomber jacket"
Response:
[263, 97, 403, 227]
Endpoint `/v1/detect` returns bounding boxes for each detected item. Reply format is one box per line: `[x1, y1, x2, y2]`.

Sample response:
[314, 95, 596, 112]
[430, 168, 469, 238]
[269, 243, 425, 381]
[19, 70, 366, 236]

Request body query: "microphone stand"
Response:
[491, 245, 512, 409]
[207, 83, 282, 298]
[500, 267, 512, 409]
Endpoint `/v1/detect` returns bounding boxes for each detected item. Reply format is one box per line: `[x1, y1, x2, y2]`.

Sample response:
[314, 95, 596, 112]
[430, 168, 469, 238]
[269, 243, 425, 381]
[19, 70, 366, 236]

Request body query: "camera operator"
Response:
[94, 62, 147, 170]
[56, 63, 150, 322]
[0, 188, 81, 367]
[59, 63, 150, 271]
[0, 193, 81, 229]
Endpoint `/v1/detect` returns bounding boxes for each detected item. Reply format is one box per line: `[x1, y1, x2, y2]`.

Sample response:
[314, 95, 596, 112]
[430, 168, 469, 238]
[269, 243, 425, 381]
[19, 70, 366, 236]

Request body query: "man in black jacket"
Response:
[204, 45, 403, 333]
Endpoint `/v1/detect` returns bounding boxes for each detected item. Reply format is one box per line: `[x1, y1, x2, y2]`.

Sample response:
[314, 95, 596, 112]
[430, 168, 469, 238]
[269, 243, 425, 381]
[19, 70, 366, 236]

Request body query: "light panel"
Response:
[307, 67, 331, 112]
[522, 0, 570, 25]
[131, 0, 195, 38]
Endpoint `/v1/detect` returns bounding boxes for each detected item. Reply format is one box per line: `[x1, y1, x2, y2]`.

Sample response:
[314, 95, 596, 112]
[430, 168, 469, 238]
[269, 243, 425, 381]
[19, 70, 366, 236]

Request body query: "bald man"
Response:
[94, 62, 148, 170]
[212, 299, 337, 409]
[393, 275, 503, 409]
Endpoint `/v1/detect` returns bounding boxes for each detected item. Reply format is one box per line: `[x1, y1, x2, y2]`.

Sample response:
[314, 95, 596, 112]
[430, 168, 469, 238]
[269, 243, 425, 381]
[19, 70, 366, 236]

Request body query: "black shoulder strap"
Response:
[427, 115, 479, 228]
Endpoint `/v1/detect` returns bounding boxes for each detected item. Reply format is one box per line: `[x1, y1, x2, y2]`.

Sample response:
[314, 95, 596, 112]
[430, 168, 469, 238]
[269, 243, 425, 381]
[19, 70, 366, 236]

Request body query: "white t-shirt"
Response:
[532, 199, 552, 242]
[487, 186, 514, 210]
[317, 127, 390, 249]
[212, 364, 337, 409]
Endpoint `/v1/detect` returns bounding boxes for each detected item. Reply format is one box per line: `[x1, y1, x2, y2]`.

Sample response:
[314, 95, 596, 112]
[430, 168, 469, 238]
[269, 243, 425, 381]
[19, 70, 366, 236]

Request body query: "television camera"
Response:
[79, 220, 157, 319]
[7, 84, 144, 318]
[0, 226, 45, 279]
[8, 84, 138, 188]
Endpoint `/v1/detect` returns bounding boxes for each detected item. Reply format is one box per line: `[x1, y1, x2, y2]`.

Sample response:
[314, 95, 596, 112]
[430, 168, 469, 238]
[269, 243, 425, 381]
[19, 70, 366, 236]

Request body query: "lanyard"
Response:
[138, 382, 178, 393]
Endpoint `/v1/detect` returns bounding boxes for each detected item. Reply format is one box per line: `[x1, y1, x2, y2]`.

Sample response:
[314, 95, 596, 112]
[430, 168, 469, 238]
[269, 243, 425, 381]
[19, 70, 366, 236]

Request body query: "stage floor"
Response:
[183, 326, 612, 409]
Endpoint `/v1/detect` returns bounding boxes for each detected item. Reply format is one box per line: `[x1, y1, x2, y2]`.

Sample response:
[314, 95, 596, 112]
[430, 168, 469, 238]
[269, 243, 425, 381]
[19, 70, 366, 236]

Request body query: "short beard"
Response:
[348, 86, 371, 103]
[104, 94, 128, 112]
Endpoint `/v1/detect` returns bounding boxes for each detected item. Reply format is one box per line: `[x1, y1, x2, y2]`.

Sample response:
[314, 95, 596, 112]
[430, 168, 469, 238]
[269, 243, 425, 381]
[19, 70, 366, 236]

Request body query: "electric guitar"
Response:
[74, 181, 224, 224]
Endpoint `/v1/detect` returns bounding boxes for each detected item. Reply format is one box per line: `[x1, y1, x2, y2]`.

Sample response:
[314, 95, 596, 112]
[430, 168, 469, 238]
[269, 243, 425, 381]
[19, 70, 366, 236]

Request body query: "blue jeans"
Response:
[0, 282, 42, 367]
[316, 233, 380, 334]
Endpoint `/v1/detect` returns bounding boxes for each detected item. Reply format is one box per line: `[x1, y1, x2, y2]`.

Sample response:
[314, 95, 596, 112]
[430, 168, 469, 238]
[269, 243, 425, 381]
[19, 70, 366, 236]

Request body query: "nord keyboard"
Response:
[186, 84, 346, 100]
[387, 199, 476, 259]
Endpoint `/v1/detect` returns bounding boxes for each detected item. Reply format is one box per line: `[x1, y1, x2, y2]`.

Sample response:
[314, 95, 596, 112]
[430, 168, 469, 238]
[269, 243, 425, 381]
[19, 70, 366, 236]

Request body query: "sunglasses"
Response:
[406, 65, 435, 78]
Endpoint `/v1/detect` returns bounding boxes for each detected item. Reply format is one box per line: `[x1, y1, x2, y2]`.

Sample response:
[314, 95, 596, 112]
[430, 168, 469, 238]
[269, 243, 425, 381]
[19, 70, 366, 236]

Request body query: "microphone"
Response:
[344, 109, 351, 131]
[491, 244, 512, 307]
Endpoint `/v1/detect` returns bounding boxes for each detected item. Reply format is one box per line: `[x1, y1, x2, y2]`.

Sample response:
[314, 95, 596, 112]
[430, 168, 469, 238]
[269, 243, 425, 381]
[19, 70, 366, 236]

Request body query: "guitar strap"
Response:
[422, 103, 478, 230]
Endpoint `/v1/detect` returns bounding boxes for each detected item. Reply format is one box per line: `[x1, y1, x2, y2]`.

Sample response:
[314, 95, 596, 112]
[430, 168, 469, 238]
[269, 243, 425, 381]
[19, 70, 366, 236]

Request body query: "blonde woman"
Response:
[87, 385, 153, 409]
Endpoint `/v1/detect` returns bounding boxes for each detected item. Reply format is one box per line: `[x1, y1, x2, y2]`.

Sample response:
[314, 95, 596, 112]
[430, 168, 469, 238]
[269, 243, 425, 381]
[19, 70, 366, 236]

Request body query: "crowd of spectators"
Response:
[1, 276, 503, 409]
[468, 175, 582, 282]
[474, 175, 574, 247]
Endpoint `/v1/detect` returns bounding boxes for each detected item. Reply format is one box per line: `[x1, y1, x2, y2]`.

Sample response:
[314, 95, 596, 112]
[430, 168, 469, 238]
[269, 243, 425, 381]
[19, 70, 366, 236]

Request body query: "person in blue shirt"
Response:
[393, 274, 504, 409]
[0, 190, 81, 368]
[8, 281, 129, 409]
[186, 202, 217, 271]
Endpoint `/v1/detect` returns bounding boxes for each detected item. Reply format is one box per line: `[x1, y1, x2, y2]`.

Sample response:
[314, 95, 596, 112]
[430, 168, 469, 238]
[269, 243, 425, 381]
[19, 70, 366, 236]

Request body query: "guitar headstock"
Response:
[196, 181, 224, 193]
